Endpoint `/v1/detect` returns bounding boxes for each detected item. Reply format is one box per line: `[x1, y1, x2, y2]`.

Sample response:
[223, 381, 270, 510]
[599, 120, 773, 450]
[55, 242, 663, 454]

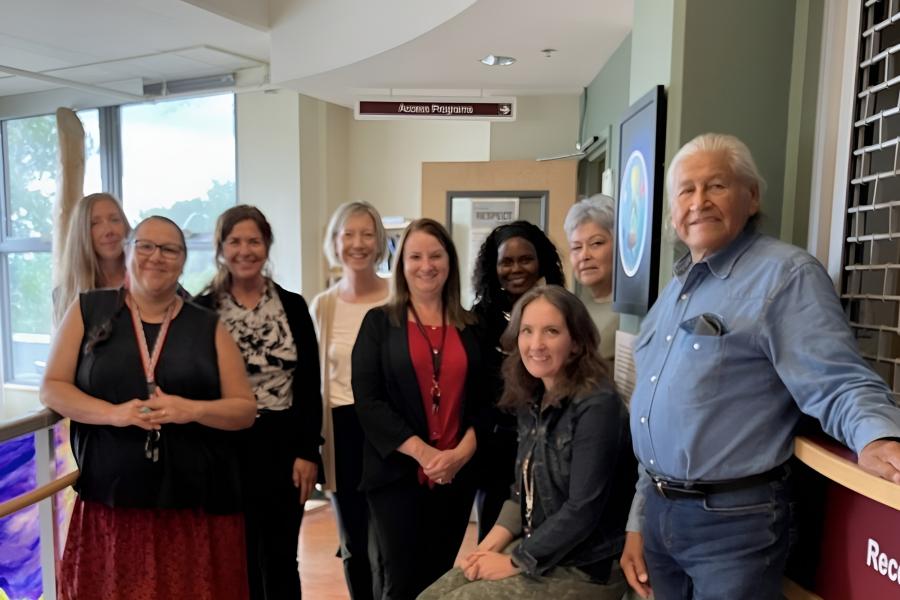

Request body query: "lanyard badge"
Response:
[127, 296, 176, 462]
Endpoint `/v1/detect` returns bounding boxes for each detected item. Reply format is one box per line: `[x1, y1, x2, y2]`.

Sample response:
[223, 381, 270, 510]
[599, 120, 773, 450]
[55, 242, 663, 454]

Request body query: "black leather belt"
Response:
[649, 464, 789, 500]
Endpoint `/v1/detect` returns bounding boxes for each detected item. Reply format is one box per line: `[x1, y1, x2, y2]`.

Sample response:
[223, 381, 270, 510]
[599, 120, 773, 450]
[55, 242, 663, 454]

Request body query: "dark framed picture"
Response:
[613, 85, 666, 316]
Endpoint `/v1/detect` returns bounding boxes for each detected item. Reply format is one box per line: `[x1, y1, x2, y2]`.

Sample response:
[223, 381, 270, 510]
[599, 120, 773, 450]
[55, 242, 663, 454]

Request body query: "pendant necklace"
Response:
[409, 302, 447, 415]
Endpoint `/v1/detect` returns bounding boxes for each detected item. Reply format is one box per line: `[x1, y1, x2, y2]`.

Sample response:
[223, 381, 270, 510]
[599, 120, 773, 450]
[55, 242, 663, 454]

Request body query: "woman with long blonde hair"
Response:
[54, 193, 130, 326]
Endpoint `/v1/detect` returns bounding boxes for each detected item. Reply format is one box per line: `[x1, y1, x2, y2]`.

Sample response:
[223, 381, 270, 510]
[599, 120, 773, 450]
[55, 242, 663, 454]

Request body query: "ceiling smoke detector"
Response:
[480, 54, 516, 66]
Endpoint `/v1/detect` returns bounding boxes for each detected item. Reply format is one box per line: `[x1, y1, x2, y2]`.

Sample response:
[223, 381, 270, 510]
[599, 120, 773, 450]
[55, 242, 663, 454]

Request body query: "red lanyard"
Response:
[409, 302, 447, 414]
[127, 295, 176, 397]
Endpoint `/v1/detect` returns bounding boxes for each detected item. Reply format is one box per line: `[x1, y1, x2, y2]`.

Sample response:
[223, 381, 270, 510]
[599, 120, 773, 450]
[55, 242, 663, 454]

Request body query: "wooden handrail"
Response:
[794, 435, 900, 511]
[0, 470, 79, 519]
[0, 408, 62, 444]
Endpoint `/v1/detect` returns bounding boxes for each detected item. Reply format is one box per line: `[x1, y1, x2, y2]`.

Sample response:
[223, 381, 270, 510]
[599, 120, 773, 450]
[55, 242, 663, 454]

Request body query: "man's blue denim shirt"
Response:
[627, 230, 900, 531]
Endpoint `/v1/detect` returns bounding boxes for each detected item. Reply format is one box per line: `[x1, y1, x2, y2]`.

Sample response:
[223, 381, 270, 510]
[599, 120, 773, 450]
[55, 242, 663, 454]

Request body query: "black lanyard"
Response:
[409, 302, 447, 414]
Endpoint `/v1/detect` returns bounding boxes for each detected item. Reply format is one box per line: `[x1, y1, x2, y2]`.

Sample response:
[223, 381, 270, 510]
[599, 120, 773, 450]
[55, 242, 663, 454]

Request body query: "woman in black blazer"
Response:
[352, 218, 485, 599]
[196, 205, 322, 600]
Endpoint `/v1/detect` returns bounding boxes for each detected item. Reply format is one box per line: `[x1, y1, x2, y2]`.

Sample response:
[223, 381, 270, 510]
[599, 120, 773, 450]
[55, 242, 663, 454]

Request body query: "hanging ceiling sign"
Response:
[355, 97, 516, 121]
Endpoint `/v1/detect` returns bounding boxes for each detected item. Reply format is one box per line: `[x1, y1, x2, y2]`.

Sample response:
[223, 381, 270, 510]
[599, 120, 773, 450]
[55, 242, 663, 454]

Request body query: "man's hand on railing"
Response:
[858, 439, 900, 485]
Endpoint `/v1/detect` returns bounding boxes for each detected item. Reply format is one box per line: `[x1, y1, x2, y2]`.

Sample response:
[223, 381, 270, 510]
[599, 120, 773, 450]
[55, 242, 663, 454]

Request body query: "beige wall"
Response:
[239, 94, 580, 296]
[237, 91, 353, 297]
[298, 95, 351, 296]
[489, 95, 580, 160]
[348, 119, 491, 220]
[236, 90, 303, 292]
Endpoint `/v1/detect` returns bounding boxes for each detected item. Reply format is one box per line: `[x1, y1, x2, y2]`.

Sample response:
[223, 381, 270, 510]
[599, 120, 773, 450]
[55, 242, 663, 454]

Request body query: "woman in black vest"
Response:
[42, 216, 256, 600]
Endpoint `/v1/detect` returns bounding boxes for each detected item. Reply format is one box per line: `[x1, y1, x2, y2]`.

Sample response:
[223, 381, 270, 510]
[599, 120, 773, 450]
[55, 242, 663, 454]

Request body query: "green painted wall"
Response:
[781, 0, 823, 249]
[630, 0, 675, 105]
[579, 0, 820, 329]
[582, 33, 632, 185]
[677, 0, 797, 238]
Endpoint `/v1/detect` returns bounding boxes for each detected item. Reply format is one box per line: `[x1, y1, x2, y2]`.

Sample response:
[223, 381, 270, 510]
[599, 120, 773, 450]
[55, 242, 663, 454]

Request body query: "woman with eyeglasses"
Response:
[351, 219, 487, 599]
[196, 204, 323, 600]
[42, 215, 256, 600]
[53, 193, 131, 327]
[420, 285, 635, 600]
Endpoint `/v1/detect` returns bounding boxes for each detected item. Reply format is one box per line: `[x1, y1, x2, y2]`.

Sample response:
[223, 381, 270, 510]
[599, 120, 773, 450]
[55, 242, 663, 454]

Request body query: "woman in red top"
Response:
[351, 218, 486, 599]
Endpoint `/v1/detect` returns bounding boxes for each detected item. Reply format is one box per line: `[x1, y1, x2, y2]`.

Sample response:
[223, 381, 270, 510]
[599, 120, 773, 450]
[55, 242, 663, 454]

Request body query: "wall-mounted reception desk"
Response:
[787, 435, 900, 599]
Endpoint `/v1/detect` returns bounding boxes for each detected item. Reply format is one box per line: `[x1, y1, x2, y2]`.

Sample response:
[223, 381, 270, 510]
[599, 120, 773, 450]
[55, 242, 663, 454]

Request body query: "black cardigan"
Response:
[350, 306, 487, 492]
[195, 283, 323, 465]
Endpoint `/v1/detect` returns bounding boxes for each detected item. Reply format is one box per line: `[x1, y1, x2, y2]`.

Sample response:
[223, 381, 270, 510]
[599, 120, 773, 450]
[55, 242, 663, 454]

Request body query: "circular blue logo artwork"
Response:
[618, 150, 649, 278]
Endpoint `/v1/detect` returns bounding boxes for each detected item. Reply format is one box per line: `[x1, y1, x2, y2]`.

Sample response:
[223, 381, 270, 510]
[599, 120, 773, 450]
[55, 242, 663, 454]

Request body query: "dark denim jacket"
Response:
[501, 384, 636, 577]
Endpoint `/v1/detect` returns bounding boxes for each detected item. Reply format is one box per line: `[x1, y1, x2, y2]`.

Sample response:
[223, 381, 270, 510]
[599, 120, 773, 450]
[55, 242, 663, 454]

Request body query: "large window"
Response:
[0, 94, 236, 385]
[1, 111, 101, 385]
[121, 95, 236, 293]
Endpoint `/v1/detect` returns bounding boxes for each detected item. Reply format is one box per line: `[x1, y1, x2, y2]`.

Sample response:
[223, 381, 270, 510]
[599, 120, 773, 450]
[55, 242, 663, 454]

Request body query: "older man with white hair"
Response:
[620, 133, 900, 599]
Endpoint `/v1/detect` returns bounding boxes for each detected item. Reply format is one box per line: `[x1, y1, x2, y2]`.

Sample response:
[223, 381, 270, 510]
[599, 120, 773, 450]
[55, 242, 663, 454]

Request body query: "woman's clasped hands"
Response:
[455, 549, 519, 582]
[123, 387, 197, 428]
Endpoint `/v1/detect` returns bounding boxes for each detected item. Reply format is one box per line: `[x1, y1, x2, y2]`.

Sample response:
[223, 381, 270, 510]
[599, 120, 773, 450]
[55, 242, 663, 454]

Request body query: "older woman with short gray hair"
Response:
[564, 194, 618, 360]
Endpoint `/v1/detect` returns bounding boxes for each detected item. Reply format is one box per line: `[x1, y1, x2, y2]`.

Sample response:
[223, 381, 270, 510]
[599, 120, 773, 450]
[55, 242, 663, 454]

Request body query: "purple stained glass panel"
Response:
[0, 433, 42, 600]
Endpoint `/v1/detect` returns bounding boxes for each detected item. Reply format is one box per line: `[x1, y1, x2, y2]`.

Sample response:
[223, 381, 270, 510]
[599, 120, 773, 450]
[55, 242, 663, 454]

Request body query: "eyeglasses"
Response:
[132, 239, 184, 260]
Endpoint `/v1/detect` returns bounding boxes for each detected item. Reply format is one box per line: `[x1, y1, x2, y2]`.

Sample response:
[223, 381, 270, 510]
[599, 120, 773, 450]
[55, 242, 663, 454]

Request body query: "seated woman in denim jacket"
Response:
[419, 285, 636, 600]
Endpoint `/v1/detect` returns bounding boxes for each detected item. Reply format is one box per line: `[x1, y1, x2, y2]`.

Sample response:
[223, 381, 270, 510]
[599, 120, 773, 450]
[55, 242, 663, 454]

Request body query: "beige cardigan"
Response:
[309, 284, 387, 491]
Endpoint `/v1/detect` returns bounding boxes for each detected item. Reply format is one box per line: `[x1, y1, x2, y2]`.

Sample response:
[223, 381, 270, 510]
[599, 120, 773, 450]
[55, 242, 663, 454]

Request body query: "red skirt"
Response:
[58, 498, 248, 600]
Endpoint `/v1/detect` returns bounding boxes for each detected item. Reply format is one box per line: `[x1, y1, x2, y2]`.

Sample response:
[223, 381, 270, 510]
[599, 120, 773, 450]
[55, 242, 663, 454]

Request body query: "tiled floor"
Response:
[299, 503, 478, 599]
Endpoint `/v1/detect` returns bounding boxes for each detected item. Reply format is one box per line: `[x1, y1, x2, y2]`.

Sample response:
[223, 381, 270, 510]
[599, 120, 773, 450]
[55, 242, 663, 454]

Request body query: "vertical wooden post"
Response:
[53, 108, 85, 289]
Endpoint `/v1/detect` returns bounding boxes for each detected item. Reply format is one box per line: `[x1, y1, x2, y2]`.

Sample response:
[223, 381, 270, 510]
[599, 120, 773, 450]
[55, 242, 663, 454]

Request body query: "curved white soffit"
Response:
[268, 0, 477, 82]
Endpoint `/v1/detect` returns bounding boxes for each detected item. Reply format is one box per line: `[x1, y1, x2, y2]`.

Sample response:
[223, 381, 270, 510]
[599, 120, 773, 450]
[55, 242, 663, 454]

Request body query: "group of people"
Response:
[39, 131, 900, 600]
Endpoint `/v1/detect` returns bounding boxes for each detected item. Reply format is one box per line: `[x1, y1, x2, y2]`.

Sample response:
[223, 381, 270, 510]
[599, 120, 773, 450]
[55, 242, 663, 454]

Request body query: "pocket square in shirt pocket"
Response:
[679, 313, 727, 336]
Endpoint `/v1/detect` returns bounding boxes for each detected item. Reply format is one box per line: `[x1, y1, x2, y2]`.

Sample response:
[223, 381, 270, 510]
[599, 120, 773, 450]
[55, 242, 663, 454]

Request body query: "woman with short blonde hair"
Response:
[310, 201, 390, 599]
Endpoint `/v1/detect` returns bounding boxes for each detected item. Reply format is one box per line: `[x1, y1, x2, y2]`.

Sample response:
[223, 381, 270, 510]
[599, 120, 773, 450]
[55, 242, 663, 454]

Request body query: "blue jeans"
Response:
[642, 476, 796, 600]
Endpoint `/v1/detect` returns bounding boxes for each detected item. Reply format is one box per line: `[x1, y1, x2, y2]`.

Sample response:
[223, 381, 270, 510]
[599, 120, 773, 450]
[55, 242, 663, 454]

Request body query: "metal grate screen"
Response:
[842, 0, 900, 405]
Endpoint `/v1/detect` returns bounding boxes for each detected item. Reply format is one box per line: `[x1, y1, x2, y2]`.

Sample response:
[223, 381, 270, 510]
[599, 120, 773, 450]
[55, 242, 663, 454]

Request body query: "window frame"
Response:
[0, 118, 57, 384]
[0, 94, 237, 385]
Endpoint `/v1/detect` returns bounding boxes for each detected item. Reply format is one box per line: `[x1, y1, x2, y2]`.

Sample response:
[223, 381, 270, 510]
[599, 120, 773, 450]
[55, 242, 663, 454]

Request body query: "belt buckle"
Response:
[654, 480, 669, 499]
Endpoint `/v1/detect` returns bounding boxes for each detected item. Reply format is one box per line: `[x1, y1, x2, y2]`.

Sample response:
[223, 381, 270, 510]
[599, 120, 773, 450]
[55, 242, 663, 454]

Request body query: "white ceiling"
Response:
[0, 0, 633, 108]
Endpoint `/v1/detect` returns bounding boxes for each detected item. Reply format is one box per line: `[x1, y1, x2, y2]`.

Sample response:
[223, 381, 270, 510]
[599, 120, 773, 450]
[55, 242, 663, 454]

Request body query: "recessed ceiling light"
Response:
[480, 54, 516, 66]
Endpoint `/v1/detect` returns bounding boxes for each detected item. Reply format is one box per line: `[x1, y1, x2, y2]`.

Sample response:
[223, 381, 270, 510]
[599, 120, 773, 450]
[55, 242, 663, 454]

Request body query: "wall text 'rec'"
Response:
[867, 538, 900, 584]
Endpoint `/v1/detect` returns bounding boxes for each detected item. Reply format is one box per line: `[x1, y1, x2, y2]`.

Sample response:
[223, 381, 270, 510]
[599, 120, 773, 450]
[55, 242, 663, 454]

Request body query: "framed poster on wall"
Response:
[613, 85, 666, 316]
